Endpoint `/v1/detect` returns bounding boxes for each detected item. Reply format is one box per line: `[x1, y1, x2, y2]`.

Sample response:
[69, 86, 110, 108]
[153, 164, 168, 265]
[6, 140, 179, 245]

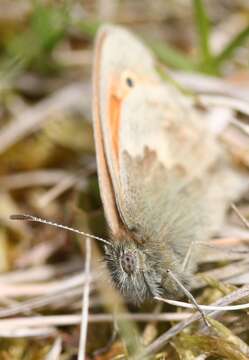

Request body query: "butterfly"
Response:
[91, 24, 240, 304]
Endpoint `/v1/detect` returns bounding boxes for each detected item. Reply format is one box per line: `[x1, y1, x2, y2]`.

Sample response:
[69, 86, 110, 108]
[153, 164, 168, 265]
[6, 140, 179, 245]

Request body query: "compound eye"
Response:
[121, 252, 137, 274]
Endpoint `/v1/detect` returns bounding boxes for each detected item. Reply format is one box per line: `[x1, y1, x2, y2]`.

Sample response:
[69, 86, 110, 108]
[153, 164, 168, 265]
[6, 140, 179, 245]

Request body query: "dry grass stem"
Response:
[198, 94, 249, 117]
[172, 71, 249, 101]
[78, 238, 91, 360]
[0, 312, 193, 329]
[0, 170, 74, 190]
[0, 271, 93, 297]
[231, 203, 249, 229]
[45, 338, 62, 360]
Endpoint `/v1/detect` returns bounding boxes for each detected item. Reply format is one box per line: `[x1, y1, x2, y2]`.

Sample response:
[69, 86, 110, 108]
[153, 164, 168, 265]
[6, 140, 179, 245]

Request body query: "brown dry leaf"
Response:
[174, 328, 249, 360]
[208, 318, 249, 355]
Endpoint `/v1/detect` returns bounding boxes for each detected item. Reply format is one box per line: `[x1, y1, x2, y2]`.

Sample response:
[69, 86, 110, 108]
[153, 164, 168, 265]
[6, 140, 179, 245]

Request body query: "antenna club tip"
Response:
[10, 214, 32, 221]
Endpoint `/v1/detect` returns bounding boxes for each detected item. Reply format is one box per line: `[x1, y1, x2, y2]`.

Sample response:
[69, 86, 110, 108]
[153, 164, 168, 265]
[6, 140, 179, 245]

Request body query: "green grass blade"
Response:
[76, 19, 101, 38]
[214, 24, 249, 68]
[150, 41, 197, 71]
[193, 0, 214, 72]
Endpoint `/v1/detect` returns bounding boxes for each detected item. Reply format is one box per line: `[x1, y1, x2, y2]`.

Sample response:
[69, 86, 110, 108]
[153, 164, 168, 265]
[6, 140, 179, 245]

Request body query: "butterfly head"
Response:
[104, 234, 163, 304]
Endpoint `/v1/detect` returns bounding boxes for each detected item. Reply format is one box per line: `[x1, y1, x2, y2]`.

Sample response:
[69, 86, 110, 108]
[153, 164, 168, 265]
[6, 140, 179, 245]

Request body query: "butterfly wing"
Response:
[93, 25, 159, 234]
[93, 25, 247, 245]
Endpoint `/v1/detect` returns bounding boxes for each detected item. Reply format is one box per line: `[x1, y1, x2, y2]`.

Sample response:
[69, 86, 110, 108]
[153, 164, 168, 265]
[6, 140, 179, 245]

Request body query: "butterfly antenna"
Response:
[10, 214, 112, 247]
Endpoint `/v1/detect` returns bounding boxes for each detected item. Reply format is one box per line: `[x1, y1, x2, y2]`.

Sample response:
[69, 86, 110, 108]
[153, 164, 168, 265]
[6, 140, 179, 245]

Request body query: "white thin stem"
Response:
[0, 287, 83, 318]
[45, 338, 62, 360]
[0, 170, 71, 189]
[195, 240, 249, 254]
[198, 94, 249, 117]
[0, 261, 82, 284]
[0, 327, 56, 338]
[155, 296, 249, 311]
[0, 313, 192, 329]
[0, 271, 91, 297]
[230, 118, 249, 136]
[231, 203, 249, 229]
[171, 70, 249, 101]
[38, 175, 78, 208]
[78, 238, 91, 360]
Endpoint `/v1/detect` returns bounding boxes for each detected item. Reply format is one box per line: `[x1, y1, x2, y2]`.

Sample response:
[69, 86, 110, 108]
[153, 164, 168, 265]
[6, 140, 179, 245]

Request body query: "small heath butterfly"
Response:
[92, 25, 210, 304]
[92, 25, 248, 305]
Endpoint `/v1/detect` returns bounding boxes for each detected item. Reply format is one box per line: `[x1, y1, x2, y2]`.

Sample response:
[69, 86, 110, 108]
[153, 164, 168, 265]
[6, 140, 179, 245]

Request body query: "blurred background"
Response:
[0, 1, 248, 359]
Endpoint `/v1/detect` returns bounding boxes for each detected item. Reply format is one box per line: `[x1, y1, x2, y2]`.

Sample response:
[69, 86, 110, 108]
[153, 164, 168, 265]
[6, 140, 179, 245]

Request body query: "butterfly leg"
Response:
[166, 269, 210, 327]
[181, 239, 195, 272]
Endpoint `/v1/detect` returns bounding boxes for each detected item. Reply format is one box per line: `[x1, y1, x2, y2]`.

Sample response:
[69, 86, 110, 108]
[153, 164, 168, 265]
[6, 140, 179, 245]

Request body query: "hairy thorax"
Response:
[104, 229, 192, 304]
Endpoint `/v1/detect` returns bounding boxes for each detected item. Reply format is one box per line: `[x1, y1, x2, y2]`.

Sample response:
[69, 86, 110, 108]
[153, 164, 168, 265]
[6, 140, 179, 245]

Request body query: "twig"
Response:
[0, 170, 71, 190]
[16, 240, 63, 268]
[38, 175, 78, 208]
[225, 270, 249, 285]
[155, 296, 249, 311]
[0, 262, 82, 284]
[194, 259, 249, 288]
[0, 312, 192, 329]
[231, 203, 249, 229]
[171, 70, 249, 101]
[0, 287, 83, 318]
[45, 338, 62, 360]
[230, 119, 249, 136]
[210, 237, 249, 246]
[221, 225, 249, 240]
[0, 271, 92, 297]
[0, 327, 56, 338]
[78, 238, 91, 360]
[198, 94, 249, 117]
[198, 241, 249, 263]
